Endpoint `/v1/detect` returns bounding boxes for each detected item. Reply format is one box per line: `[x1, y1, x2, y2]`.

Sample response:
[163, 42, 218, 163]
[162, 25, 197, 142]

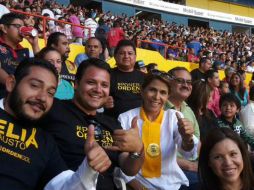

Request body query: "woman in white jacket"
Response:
[118, 72, 199, 190]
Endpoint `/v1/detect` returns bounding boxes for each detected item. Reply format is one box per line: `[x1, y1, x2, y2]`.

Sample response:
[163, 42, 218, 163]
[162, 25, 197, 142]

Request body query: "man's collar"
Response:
[198, 68, 205, 73]
[0, 37, 23, 50]
[166, 100, 187, 110]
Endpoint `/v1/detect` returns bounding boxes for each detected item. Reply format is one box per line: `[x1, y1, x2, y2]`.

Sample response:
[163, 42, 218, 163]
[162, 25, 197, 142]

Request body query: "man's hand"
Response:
[24, 35, 40, 54]
[104, 96, 114, 109]
[84, 125, 111, 173]
[106, 116, 143, 153]
[176, 112, 194, 143]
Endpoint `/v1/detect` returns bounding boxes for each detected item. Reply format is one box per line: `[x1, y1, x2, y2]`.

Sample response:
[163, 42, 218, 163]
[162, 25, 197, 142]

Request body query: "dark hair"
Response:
[113, 20, 121, 28]
[146, 63, 158, 73]
[238, 69, 246, 77]
[47, 32, 66, 47]
[69, 8, 75, 14]
[0, 13, 25, 25]
[86, 37, 102, 47]
[14, 58, 58, 85]
[219, 93, 241, 110]
[199, 57, 210, 67]
[219, 80, 228, 89]
[58, 17, 65, 21]
[168, 67, 189, 77]
[75, 58, 111, 83]
[199, 127, 254, 190]
[229, 72, 246, 100]
[44, 1, 51, 8]
[98, 18, 105, 26]
[187, 80, 211, 119]
[205, 69, 218, 81]
[142, 73, 170, 93]
[114, 39, 136, 56]
[249, 86, 254, 101]
[35, 47, 61, 59]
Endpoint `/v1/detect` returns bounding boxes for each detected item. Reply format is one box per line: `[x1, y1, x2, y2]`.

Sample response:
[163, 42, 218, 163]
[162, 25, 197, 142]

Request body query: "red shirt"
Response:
[107, 27, 125, 48]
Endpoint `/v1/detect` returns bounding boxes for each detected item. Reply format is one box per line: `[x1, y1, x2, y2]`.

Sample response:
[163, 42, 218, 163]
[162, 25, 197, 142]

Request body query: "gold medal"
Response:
[146, 143, 160, 157]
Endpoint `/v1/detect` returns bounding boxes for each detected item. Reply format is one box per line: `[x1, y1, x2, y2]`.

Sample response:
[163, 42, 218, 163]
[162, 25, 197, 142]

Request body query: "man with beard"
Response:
[0, 13, 40, 98]
[41, 58, 144, 190]
[166, 67, 200, 190]
[0, 58, 111, 190]
[47, 32, 77, 85]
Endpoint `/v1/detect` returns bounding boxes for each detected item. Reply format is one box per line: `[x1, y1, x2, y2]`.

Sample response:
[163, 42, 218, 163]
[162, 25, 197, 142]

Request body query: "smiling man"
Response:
[0, 58, 111, 190]
[166, 67, 200, 190]
[41, 58, 144, 190]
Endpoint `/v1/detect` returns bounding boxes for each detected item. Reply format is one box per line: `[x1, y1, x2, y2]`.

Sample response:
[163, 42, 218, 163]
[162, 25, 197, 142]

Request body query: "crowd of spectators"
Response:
[2, 0, 254, 75]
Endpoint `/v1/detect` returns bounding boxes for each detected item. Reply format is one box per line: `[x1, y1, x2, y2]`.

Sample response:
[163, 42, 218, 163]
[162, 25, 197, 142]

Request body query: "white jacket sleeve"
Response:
[44, 158, 98, 190]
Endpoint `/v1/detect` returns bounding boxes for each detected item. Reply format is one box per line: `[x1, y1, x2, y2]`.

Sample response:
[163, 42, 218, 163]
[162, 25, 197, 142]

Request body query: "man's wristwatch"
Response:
[129, 144, 144, 159]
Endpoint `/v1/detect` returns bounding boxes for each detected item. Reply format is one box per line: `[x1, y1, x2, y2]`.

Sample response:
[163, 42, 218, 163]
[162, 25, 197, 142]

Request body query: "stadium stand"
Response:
[2, 0, 254, 190]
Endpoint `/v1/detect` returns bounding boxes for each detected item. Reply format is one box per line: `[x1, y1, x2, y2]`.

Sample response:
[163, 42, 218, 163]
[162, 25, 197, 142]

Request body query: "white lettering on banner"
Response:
[111, 0, 254, 26]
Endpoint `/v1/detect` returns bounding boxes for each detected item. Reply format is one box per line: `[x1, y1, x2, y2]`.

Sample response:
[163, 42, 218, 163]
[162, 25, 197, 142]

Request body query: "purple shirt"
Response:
[69, 15, 83, 38]
[207, 87, 221, 117]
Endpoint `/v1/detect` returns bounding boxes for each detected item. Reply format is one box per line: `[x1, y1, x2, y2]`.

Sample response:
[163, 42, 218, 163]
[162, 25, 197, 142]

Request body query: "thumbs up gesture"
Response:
[176, 112, 194, 144]
[104, 96, 114, 109]
[106, 116, 143, 153]
[84, 125, 112, 173]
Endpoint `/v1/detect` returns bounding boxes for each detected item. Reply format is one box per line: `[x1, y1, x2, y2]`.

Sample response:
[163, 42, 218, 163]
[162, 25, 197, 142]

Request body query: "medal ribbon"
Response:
[140, 107, 164, 178]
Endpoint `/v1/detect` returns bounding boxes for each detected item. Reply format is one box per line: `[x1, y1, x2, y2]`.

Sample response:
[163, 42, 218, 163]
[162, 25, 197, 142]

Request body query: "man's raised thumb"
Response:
[87, 124, 95, 148]
[176, 112, 182, 121]
[131, 116, 138, 129]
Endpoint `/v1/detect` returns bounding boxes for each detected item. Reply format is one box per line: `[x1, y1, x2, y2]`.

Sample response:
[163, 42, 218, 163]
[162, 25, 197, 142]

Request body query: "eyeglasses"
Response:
[170, 75, 192, 85]
[150, 69, 171, 80]
[6, 24, 23, 29]
[87, 119, 103, 140]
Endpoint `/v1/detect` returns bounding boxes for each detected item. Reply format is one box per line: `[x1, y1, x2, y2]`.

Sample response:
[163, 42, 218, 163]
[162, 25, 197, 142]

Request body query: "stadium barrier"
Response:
[137, 39, 187, 60]
[10, 9, 91, 44]
[11, 9, 252, 84]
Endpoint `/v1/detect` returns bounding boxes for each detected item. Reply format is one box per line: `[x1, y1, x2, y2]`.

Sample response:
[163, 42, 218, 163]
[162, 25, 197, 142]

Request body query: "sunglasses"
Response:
[150, 69, 171, 80]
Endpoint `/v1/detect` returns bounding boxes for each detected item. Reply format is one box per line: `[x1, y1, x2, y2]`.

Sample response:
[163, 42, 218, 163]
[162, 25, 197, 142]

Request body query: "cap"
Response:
[135, 60, 146, 69]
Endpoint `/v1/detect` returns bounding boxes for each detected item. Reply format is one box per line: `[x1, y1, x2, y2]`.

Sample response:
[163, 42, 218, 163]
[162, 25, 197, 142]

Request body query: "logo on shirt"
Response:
[234, 125, 241, 135]
[76, 125, 113, 147]
[0, 119, 38, 163]
[0, 46, 7, 54]
[117, 82, 141, 94]
[0, 119, 38, 150]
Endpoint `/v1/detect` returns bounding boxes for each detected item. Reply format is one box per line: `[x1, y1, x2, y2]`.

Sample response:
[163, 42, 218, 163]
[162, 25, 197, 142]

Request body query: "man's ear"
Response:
[0, 24, 7, 34]
[5, 75, 16, 93]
